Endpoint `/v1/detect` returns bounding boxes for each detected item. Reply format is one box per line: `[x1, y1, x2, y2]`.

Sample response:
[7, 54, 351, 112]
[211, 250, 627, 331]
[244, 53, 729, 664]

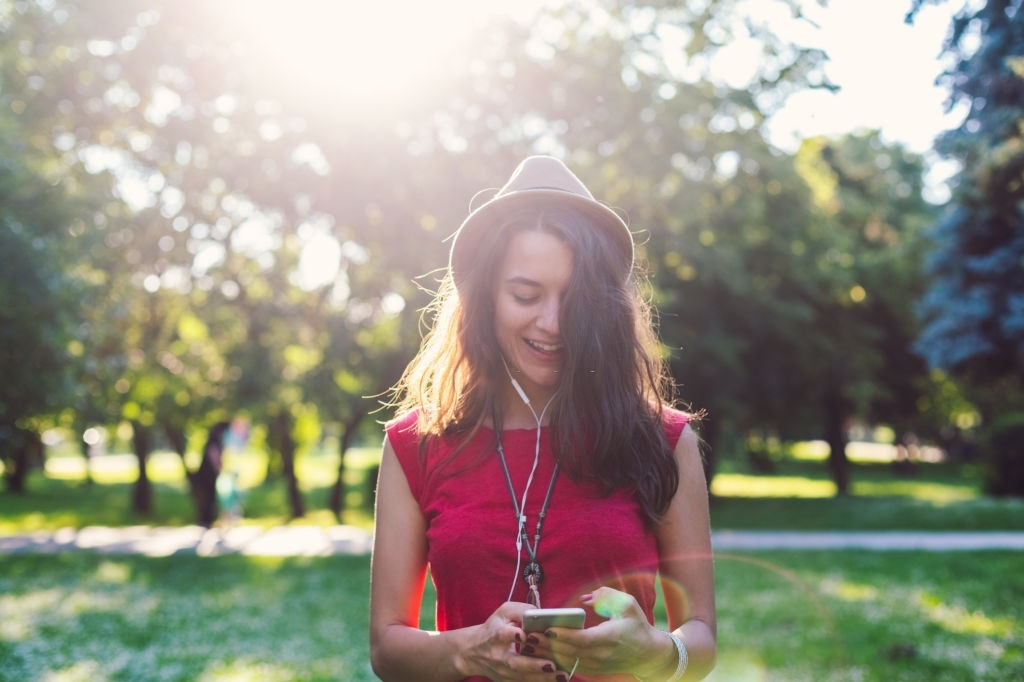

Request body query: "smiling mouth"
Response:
[526, 339, 563, 353]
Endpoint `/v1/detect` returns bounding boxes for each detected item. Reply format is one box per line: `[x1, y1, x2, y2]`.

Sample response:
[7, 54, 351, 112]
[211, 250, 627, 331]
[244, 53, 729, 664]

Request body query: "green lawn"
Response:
[709, 458, 1024, 531]
[1, 550, 1021, 681]
[3, 445, 1023, 680]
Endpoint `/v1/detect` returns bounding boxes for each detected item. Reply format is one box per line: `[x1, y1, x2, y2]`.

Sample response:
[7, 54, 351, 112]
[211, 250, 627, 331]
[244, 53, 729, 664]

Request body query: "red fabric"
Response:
[386, 408, 689, 682]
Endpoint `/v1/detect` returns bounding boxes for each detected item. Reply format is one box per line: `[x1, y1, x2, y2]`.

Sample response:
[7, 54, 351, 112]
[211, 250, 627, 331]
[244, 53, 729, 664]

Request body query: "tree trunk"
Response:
[328, 409, 368, 522]
[162, 421, 199, 497]
[2, 427, 40, 494]
[131, 421, 153, 516]
[274, 412, 306, 520]
[75, 423, 95, 487]
[823, 390, 850, 496]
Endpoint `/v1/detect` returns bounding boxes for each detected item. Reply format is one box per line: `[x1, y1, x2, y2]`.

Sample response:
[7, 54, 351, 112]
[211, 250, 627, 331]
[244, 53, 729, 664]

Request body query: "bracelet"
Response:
[634, 632, 688, 682]
[665, 633, 688, 682]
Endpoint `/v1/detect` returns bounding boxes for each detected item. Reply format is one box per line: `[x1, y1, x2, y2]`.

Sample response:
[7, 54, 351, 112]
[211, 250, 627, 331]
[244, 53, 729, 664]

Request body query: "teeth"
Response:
[527, 339, 563, 352]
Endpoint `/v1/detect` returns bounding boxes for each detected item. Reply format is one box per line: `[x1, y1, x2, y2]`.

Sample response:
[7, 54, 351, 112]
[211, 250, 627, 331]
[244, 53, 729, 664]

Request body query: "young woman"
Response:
[370, 156, 716, 681]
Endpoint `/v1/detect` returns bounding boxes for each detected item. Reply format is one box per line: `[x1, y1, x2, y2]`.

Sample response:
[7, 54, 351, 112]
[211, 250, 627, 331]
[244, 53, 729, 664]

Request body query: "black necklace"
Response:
[496, 436, 560, 608]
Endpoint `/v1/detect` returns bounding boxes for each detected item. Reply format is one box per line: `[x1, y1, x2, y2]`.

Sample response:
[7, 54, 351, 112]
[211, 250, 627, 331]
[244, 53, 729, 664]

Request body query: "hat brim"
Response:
[448, 188, 633, 287]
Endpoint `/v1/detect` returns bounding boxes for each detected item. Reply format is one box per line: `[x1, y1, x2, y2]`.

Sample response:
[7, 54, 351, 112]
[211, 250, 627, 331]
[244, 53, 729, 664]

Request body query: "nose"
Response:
[536, 298, 560, 335]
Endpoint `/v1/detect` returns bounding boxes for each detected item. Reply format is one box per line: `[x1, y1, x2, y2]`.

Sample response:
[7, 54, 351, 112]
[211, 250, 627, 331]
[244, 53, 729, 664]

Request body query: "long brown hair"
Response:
[390, 203, 681, 523]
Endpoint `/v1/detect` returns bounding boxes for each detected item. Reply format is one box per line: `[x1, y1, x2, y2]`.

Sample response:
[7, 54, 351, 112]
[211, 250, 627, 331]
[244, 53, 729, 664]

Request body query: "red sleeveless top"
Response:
[386, 408, 689, 681]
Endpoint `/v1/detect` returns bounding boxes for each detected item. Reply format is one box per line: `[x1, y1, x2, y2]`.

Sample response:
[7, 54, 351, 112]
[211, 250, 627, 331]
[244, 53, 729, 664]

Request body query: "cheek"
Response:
[493, 301, 517, 342]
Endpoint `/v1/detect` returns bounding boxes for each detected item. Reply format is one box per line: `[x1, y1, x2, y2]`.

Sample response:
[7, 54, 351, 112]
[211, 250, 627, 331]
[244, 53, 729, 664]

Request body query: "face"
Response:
[493, 228, 574, 405]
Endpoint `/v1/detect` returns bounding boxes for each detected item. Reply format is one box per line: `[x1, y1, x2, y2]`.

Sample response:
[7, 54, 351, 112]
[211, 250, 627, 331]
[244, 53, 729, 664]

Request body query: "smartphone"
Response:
[522, 607, 586, 633]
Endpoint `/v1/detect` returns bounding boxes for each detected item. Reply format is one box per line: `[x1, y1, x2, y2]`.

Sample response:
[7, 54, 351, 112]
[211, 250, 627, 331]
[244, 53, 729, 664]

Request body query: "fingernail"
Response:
[522, 645, 534, 655]
[543, 664, 555, 673]
[515, 633, 522, 644]
[526, 635, 540, 645]
[545, 630, 557, 639]
[557, 675, 568, 682]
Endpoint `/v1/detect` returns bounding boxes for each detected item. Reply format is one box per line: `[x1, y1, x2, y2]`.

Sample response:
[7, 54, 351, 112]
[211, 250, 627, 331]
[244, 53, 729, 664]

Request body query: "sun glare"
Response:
[208, 0, 549, 117]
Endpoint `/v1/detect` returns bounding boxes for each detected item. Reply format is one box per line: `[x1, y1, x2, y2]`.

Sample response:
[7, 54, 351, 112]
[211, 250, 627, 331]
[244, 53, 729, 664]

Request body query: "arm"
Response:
[369, 437, 563, 682]
[535, 424, 717, 680]
[648, 422, 718, 679]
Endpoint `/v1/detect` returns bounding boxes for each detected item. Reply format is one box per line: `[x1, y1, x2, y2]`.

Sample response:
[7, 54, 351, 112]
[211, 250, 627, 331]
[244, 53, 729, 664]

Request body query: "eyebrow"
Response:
[504, 275, 542, 287]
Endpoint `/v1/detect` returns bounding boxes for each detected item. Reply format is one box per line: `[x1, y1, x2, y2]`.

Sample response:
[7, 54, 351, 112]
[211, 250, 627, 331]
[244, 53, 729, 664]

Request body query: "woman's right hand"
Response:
[371, 443, 571, 682]
[457, 602, 565, 681]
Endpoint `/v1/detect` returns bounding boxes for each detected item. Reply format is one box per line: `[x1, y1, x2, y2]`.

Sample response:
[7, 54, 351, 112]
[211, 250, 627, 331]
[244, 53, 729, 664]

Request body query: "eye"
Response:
[512, 293, 538, 305]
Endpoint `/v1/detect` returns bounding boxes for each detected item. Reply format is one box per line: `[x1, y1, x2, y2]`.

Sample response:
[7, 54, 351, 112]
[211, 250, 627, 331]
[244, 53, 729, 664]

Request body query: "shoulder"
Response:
[385, 409, 420, 443]
[659, 405, 691, 447]
[660, 405, 691, 428]
[385, 410, 427, 472]
[383, 410, 427, 501]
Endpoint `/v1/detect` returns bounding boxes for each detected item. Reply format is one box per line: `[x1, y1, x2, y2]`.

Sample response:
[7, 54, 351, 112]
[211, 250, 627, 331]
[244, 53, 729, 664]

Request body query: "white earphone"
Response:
[501, 357, 555, 602]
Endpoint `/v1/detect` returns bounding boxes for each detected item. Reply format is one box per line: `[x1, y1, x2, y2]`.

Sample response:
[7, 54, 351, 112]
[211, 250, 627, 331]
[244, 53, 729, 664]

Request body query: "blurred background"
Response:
[1, 0, 1022, 522]
[4, 2, 1024, 680]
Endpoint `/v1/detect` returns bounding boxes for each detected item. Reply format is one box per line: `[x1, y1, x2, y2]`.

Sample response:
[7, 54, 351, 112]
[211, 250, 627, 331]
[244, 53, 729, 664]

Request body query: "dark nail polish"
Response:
[522, 645, 535, 655]
[557, 675, 568, 682]
[543, 664, 555, 673]
[515, 633, 522, 644]
[526, 635, 540, 645]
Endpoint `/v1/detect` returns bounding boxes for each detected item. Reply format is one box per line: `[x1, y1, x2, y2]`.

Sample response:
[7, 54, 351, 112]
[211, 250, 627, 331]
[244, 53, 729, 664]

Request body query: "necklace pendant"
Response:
[523, 560, 544, 586]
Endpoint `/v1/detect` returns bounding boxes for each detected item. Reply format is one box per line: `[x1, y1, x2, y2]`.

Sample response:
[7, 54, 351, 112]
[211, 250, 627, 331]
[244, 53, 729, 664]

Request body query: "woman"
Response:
[370, 156, 716, 681]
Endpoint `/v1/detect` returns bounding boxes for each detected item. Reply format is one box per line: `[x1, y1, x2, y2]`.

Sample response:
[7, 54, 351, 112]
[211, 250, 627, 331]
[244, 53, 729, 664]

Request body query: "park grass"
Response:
[709, 457, 1024, 531]
[1, 550, 1021, 681]
[3, 444, 1024, 680]
[5, 444, 1024, 533]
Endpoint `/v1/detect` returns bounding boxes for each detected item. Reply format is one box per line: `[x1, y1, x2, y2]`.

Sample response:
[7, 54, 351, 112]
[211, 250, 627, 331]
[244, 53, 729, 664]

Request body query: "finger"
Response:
[583, 587, 638, 619]
[517, 651, 577, 678]
[507, 650, 562, 679]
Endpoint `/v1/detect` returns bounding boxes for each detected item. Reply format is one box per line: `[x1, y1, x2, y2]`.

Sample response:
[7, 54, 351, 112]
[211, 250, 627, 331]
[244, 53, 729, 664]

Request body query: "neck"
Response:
[498, 382, 556, 430]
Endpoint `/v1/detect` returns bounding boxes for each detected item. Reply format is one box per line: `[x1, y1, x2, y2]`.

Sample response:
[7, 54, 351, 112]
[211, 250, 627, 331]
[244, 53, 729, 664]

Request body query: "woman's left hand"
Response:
[522, 587, 674, 679]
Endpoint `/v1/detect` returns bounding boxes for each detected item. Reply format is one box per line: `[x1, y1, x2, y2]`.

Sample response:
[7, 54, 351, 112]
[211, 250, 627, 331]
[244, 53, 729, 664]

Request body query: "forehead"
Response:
[498, 229, 574, 281]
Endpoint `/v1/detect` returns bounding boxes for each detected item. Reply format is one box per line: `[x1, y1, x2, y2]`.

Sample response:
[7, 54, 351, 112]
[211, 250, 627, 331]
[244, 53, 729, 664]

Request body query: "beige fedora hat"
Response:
[448, 155, 633, 287]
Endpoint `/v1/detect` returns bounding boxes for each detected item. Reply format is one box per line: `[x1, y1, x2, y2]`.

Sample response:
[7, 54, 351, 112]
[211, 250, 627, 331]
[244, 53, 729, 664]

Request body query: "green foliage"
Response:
[0, 132, 84, 430]
[911, 0, 1024, 415]
[908, 1, 1024, 493]
[980, 412, 1024, 497]
[0, 0, 996, 515]
[802, 133, 942, 440]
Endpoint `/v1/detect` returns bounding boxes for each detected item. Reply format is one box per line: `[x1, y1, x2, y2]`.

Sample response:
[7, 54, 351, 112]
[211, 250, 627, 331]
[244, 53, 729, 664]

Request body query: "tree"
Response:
[0, 114, 99, 491]
[909, 0, 1024, 494]
[427, 0, 834, 485]
[1, 0, 866, 513]
[911, 0, 1024, 415]
[796, 132, 939, 491]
